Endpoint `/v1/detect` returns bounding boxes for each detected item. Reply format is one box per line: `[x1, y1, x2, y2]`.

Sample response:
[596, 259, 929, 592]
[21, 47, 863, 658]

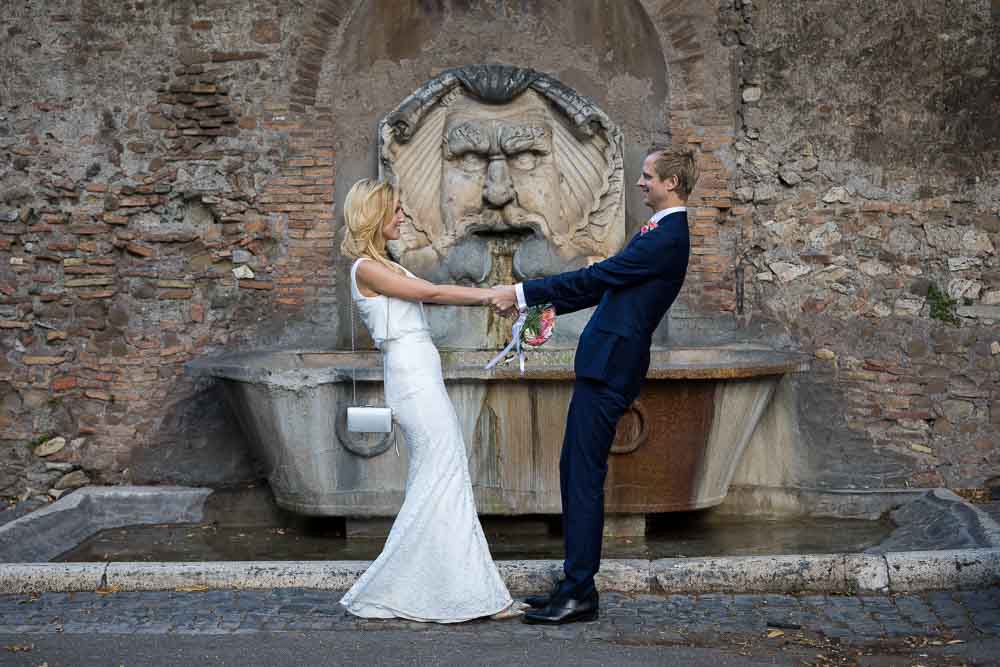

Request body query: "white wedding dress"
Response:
[339, 258, 514, 623]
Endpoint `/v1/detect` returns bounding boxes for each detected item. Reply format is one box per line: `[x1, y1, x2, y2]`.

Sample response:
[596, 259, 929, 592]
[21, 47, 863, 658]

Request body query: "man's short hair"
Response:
[650, 148, 698, 198]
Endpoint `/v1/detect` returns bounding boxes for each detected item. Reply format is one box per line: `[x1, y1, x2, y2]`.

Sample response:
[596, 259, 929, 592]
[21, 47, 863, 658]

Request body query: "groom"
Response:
[490, 148, 696, 624]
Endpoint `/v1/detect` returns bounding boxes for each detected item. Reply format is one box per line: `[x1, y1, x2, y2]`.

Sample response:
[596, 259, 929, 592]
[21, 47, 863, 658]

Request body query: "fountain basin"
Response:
[185, 346, 807, 516]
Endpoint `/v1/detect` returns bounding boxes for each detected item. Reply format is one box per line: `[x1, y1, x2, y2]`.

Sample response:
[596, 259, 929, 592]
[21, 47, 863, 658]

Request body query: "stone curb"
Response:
[652, 549, 1000, 593]
[1, 550, 996, 595]
[0, 487, 213, 563]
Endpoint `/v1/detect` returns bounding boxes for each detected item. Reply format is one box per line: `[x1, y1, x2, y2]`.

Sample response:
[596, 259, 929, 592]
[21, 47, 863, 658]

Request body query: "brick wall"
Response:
[1, 0, 996, 505]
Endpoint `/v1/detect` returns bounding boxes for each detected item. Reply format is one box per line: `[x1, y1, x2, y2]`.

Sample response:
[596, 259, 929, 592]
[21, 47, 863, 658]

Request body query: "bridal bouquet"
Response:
[521, 304, 556, 348]
[485, 303, 556, 375]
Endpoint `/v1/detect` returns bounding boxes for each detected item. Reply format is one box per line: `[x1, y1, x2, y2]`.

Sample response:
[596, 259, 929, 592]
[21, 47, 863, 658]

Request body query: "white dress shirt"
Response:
[514, 206, 687, 310]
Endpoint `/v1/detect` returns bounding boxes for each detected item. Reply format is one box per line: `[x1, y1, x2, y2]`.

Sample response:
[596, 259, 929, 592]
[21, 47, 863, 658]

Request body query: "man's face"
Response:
[636, 153, 677, 212]
[440, 94, 563, 242]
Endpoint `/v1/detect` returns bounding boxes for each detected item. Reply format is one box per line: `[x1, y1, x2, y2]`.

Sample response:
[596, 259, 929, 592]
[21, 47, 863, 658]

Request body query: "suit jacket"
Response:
[522, 210, 690, 399]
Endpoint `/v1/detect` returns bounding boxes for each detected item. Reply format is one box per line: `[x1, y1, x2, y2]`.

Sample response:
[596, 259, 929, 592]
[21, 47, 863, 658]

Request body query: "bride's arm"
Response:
[356, 260, 494, 306]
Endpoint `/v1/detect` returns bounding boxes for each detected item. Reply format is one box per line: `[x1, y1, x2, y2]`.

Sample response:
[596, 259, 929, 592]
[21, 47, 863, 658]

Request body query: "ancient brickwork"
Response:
[0, 0, 996, 505]
[0, 1, 336, 498]
[731, 0, 999, 489]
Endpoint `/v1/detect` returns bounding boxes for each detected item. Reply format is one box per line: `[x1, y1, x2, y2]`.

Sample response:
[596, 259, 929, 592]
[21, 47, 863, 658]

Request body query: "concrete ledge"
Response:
[1, 550, 995, 595]
[0, 563, 107, 594]
[105, 561, 370, 592]
[885, 549, 1000, 592]
[653, 549, 999, 594]
[0, 486, 212, 563]
[657, 554, 840, 594]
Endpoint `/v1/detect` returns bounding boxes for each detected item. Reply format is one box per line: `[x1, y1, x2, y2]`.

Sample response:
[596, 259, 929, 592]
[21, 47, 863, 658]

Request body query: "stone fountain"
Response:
[186, 65, 806, 528]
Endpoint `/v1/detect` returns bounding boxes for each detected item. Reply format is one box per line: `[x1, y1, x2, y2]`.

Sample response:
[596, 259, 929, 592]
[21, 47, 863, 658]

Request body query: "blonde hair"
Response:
[340, 178, 400, 272]
[650, 148, 698, 199]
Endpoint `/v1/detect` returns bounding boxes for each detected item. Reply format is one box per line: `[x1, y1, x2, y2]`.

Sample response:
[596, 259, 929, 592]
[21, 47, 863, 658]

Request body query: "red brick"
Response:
[160, 289, 194, 300]
[211, 51, 266, 62]
[51, 376, 77, 391]
[78, 290, 116, 300]
[23, 355, 66, 365]
[126, 242, 154, 258]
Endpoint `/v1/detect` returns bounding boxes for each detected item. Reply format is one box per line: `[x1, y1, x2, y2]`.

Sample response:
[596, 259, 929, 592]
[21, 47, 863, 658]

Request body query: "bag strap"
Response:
[350, 258, 390, 405]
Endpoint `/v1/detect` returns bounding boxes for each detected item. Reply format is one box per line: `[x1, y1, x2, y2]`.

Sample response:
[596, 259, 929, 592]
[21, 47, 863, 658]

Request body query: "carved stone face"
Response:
[379, 67, 624, 286]
[441, 94, 564, 243]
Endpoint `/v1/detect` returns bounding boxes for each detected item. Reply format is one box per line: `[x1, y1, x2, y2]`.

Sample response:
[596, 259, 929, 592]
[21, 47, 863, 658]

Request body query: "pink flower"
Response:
[522, 305, 556, 348]
[640, 221, 658, 236]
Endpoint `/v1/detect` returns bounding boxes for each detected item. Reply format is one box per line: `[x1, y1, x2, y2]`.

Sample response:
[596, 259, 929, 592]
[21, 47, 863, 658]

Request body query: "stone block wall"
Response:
[730, 0, 999, 489]
[0, 0, 996, 504]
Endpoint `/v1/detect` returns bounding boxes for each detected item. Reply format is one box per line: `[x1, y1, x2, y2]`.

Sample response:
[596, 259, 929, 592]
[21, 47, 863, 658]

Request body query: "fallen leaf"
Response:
[96, 584, 122, 596]
[766, 629, 785, 638]
[946, 639, 965, 645]
[174, 584, 210, 592]
[4, 644, 32, 652]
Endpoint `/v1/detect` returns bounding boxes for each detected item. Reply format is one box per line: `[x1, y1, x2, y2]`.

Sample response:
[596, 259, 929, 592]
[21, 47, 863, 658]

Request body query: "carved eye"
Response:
[458, 153, 488, 172]
[509, 153, 537, 170]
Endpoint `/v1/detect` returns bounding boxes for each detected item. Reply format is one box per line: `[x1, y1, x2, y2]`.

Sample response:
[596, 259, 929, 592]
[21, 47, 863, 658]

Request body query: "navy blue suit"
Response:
[522, 209, 690, 598]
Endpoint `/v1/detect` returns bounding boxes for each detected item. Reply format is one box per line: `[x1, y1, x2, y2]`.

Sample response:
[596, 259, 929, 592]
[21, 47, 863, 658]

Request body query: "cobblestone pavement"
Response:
[0, 588, 997, 653]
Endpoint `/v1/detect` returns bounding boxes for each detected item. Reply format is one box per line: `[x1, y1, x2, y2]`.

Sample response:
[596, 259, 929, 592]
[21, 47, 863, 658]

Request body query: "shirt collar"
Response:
[649, 206, 687, 224]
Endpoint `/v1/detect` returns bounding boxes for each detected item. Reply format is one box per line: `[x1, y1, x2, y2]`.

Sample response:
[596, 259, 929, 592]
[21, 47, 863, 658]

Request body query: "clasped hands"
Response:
[487, 285, 519, 318]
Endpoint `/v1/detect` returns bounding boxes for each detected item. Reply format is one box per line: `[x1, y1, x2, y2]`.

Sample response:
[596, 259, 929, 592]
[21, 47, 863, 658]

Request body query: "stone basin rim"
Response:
[185, 346, 808, 385]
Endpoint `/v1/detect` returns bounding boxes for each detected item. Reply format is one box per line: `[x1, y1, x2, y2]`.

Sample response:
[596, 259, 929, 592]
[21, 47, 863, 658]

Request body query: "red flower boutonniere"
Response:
[640, 221, 659, 235]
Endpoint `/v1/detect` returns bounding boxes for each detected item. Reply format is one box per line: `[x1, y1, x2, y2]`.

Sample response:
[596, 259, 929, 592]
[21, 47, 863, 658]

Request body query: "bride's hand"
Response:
[488, 285, 518, 316]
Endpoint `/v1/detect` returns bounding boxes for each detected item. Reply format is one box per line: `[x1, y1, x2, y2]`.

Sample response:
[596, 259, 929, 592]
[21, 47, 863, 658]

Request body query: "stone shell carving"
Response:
[378, 64, 625, 284]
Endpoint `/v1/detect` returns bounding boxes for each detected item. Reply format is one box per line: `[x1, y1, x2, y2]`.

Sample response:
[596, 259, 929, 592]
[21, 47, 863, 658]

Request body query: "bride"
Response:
[338, 178, 521, 622]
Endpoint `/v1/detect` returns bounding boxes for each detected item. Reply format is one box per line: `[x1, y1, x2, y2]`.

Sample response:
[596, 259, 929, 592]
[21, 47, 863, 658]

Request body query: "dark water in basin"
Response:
[56, 514, 892, 562]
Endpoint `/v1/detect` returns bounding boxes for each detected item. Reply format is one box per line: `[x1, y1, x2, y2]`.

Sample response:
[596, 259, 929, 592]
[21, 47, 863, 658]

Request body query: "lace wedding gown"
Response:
[339, 258, 514, 622]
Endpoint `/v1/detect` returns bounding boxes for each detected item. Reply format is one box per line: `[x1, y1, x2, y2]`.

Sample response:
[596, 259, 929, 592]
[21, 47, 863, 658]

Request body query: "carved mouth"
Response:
[465, 211, 543, 240]
[469, 224, 536, 240]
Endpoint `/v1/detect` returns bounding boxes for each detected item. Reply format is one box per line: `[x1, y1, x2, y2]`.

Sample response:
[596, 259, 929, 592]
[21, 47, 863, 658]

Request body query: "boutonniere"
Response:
[640, 221, 658, 235]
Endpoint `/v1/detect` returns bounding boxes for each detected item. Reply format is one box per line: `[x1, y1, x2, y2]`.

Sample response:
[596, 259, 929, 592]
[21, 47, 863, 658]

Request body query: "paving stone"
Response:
[0, 588, 997, 641]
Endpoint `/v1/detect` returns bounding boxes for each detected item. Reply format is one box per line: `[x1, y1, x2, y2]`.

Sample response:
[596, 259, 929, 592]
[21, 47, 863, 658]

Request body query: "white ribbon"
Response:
[485, 310, 527, 376]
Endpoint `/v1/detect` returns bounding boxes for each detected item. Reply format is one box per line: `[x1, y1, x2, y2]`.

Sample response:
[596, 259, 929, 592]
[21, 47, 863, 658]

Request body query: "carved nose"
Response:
[483, 158, 515, 208]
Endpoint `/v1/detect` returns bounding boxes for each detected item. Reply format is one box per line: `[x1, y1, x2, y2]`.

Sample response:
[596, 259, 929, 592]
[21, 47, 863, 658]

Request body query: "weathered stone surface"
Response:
[742, 86, 762, 102]
[33, 437, 66, 458]
[885, 227, 921, 257]
[894, 297, 924, 317]
[939, 400, 975, 422]
[821, 187, 850, 204]
[768, 261, 810, 282]
[859, 260, 891, 277]
[807, 222, 841, 249]
[962, 228, 995, 255]
[948, 256, 982, 271]
[53, 471, 90, 490]
[958, 305, 1000, 320]
[948, 278, 983, 300]
[0, 0, 996, 500]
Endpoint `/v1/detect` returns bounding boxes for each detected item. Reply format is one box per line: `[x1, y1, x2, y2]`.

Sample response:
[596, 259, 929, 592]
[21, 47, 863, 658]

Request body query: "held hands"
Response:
[488, 285, 519, 318]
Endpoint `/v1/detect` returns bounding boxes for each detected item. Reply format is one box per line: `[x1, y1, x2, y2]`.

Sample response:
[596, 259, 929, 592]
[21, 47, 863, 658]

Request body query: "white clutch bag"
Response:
[347, 406, 393, 433]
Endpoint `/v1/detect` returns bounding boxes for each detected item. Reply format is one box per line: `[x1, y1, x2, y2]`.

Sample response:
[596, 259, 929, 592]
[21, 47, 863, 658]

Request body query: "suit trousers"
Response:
[558, 378, 632, 600]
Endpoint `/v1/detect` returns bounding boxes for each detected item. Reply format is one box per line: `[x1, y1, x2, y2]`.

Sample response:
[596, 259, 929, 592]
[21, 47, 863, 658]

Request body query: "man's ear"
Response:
[665, 175, 680, 191]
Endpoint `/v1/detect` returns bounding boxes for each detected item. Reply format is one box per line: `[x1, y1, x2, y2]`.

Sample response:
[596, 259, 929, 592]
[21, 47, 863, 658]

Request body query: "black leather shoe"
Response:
[523, 579, 563, 609]
[522, 591, 599, 625]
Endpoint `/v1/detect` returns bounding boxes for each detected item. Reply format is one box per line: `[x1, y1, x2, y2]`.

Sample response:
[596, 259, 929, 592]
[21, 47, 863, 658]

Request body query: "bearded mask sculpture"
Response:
[379, 65, 625, 284]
